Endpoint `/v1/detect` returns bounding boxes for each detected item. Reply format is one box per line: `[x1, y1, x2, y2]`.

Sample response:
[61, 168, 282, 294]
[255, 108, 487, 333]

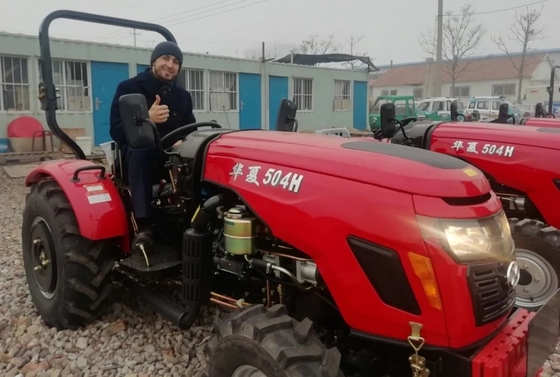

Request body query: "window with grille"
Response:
[209, 71, 237, 111]
[183, 69, 205, 111]
[492, 83, 516, 97]
[450, 86, 471, 97]
[38, 59, 91, 112]
[413, 88, 423, 99]
[293, 78, 313, 111]
[333, 80, 351, 111]
[1, 56, 30, 111]
[380, 89, 398, 95]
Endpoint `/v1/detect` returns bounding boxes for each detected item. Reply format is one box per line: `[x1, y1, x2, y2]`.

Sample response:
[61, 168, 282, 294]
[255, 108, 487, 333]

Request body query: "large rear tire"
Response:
[509, 218, 560, 310]
[22, 179, 116, 330]
[203, 304, 344, 377]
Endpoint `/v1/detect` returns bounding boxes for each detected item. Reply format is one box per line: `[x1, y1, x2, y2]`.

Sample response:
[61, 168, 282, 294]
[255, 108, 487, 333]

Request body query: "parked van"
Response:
[464, 96, 521, 121]
[415, 97, 465, 121]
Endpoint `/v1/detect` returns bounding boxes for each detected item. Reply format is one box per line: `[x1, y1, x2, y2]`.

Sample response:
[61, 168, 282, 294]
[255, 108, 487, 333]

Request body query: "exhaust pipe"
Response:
[122, 277, 201, 330]
[121, 227, 214, 330]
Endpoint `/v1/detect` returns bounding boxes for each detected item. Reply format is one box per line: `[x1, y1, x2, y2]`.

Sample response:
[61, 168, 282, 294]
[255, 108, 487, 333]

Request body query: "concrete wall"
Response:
[0, 31, 370, 145]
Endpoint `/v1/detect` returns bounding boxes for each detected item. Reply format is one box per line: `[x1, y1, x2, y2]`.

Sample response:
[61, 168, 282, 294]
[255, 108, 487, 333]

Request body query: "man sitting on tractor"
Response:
[109, 41, 196, 253]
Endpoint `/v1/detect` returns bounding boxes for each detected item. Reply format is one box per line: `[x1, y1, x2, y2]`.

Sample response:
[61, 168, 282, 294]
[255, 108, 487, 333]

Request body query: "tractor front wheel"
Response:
[22, 179, 116, 330]
[510, 218, 560, 311]
[203, 304, 343, 377]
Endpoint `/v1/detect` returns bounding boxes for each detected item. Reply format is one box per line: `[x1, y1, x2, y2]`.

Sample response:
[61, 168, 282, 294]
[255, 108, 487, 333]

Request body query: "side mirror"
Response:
[450, 101, 459, 121]
[472, 110, 480, 121]
[499, 103, 509, 118]
[275, 99, 298, 132]
[380, 103, 397, 137]
[119, 93, 155, 148]
[535, 103, 544, 117]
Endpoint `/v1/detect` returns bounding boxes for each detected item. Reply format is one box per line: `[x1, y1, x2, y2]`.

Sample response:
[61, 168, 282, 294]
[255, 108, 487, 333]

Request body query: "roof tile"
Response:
[371, 53, 546, 87]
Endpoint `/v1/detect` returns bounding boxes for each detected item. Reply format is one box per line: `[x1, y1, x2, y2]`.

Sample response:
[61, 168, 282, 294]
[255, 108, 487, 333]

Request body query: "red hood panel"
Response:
[432, 122, 560, 151]
[204, 130, 490, 198]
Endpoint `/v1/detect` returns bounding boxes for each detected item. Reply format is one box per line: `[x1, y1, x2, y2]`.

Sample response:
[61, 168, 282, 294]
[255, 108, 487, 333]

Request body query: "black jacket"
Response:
[109, 68, 196, 145]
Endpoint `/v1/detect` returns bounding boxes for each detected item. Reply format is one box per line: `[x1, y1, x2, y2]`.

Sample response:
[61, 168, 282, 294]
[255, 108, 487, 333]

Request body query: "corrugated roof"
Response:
[371, 53, 547, 87]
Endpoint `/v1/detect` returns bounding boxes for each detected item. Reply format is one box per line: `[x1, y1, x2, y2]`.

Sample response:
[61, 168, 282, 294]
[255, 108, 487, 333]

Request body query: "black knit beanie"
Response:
[150, 41, 183, 67]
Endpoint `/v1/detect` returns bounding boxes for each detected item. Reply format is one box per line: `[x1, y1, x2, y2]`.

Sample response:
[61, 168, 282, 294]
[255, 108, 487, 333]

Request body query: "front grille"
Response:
[467, 261, 516, 326]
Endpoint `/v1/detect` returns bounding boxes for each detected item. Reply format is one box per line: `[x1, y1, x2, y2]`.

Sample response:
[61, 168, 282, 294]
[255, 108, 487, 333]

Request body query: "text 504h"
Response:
[230, 162, 304, 193]
[451, 140, 515, 157]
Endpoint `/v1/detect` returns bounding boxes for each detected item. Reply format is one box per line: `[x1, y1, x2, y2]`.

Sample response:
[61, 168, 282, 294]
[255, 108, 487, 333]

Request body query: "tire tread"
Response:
[23, 179, 116, 330]
[204, 304, 343, 377]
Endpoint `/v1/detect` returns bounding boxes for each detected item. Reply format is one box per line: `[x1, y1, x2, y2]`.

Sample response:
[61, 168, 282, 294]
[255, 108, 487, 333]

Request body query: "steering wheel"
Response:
[160, 121, 222, 150]
[400, 117, 418, 127]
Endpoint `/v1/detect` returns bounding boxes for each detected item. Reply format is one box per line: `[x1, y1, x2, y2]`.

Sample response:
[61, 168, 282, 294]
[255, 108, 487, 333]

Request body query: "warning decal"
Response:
[84, 183, 112, 204]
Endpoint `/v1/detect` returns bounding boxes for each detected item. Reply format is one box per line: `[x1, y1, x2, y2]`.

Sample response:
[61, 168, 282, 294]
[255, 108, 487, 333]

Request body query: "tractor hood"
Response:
[431, 122, 560, 151]
[203, 130, 490, 198]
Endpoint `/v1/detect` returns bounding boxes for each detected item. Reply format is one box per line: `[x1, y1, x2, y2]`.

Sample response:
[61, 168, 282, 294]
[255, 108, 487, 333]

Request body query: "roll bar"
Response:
[37, 10, 177, 160]
[549, 66, 560, 115]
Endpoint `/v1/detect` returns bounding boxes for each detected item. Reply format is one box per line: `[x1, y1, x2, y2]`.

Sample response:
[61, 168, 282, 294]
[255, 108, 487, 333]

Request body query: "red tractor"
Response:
[22, 10, 560, 377]
[368, 100, 560, 314]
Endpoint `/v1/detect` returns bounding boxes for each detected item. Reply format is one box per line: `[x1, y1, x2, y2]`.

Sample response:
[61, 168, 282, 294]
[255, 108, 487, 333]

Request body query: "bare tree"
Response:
[342, 34, 369, 69]
[491, 6, 546, 101]
[243, 48, 277, 61]
[288, 35, 342, 66]
[293, 35, 341, 55]
[243, 50, 261, 60]
[242, 40, 290, 61]
[420, 4, 485, 94]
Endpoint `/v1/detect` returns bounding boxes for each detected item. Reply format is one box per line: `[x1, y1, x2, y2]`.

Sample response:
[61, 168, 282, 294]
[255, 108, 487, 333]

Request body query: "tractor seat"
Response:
[101, 141, 174, 199]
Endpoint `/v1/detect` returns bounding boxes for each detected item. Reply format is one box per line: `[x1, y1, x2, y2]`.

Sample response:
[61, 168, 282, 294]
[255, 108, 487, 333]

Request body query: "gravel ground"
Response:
[0, 166, 560, 377]
[0, 168, 230, 377]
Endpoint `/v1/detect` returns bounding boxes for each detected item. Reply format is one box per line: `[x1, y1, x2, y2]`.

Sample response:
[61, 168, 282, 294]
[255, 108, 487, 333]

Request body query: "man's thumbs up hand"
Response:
[149, 95, 169, 124]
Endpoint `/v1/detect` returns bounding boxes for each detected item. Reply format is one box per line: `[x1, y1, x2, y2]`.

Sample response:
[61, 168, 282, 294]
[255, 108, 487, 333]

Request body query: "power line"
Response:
[95, 0, 238, 41]
[165, 0, 271, 28]
[446, 0, 548, 16]
[146, 0, 254, 29]
[100, 0, 272, 45]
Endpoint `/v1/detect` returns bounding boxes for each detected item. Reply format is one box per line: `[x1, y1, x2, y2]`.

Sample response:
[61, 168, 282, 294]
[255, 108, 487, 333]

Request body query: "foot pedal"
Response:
[119, 243, 182, 277]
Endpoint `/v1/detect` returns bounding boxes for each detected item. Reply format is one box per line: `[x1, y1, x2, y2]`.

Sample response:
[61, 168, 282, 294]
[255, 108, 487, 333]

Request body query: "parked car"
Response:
[464, 96, 522, 121]
[415, 97, 465, 121]
[368, 95, 416, 129]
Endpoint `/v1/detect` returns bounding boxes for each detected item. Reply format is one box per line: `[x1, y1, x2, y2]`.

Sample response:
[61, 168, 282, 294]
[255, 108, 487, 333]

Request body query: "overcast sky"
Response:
[1, 0, 559, 67]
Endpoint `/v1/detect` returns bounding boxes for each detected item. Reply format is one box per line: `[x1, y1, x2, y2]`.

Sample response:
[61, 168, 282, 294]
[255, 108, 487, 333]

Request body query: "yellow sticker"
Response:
[463, 168, 478, 177]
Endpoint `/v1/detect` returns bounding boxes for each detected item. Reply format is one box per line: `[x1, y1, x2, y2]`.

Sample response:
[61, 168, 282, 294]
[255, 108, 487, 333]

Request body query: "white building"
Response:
[0, 31, 371, 151]
[369, 49, 560, 103]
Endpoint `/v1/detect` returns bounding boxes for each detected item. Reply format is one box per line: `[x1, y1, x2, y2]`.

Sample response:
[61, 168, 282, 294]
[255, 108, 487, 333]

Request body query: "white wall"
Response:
[0, 31, 370, 146]
[369, 57, 560, 104]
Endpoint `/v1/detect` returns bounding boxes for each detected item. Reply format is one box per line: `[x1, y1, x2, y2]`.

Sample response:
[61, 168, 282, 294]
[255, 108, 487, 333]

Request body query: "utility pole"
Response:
[434, 0, 443, 96]
[130, 29, 141, 47]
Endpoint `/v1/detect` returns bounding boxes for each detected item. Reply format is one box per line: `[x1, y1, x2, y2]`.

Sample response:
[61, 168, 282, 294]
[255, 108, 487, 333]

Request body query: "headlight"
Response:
[417, 210, 514, 264]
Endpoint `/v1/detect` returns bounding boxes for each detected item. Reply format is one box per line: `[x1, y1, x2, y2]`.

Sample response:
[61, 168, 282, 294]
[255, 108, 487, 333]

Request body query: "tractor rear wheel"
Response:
[509, 218, 560, 310]
[203, 304, 344, 377]
[22, 179, 116, 330]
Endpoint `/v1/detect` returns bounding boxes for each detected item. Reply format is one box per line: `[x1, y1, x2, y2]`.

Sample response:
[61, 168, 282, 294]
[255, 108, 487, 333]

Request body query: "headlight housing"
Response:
[417, 210, 514, 264]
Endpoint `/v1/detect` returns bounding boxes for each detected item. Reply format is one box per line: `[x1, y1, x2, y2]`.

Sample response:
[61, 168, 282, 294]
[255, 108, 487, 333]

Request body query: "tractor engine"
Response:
[183, 196, 321, 314]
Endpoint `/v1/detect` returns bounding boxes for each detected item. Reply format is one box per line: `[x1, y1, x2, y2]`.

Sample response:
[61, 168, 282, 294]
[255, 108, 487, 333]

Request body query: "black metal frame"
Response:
[38, 10, 177, 160]
[548, 66, 560, 115]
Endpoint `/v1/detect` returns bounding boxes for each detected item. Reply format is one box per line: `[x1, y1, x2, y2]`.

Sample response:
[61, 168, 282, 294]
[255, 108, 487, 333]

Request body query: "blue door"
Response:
[239, 73, 262, 130]
[91, 61, 130, 145]
[137, 64, 150, 74]
[268, 76, 289, 130]
[353, 81, 368, 130]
